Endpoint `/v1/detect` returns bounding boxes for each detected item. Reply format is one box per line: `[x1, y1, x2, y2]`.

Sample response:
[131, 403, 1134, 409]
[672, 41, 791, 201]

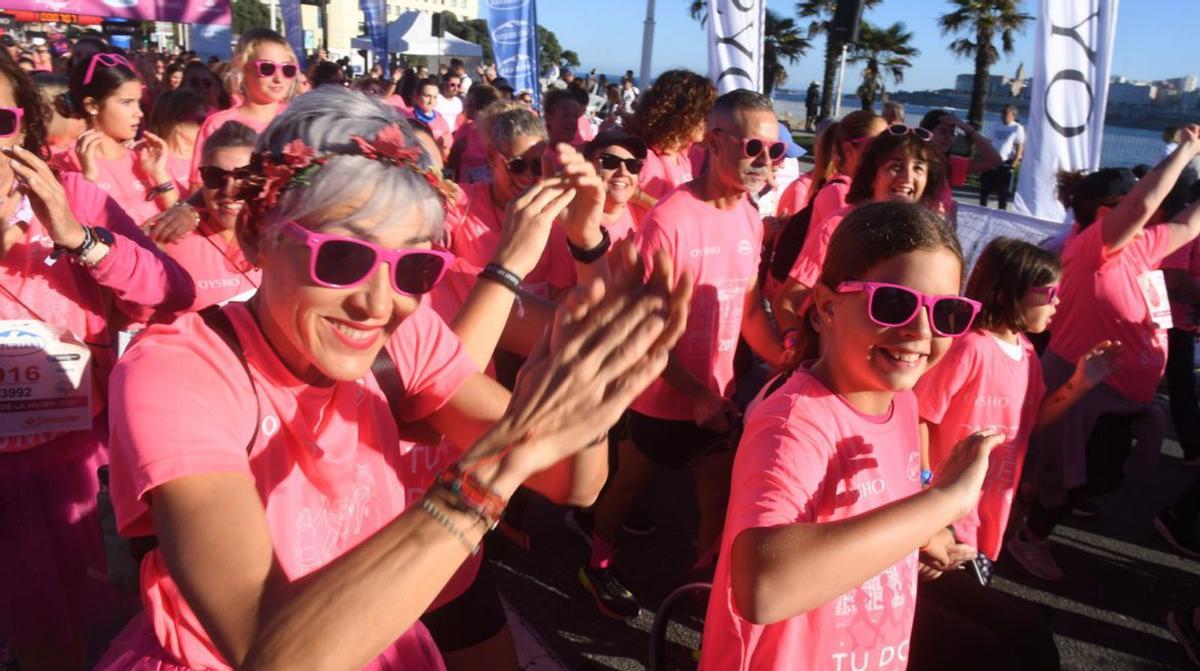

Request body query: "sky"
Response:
[516, 0, 1200, 92]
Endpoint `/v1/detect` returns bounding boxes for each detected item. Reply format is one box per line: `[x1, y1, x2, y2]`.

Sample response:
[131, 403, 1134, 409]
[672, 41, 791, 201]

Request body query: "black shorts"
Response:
[419, 558, 507, 652]
[627, 409, 737, 469]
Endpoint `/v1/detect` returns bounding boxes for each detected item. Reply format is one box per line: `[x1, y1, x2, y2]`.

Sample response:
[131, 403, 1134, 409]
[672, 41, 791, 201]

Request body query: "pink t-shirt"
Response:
[788, 203, 853, 288]
[631, 185, 763, 420]
[776, 173, 813, 221]
[408, 109, 452, 153]
[700, 368, 922, 671]
[163, 223, 261, 311]
[936, 155, 971, 215]
[107, 301, 474, 670]
[913, 331, 1046, 559]
[806, 175, 852, 244]
[639, 147, 694, 200]
[606, 203, 639, 246]
[189, 106, 277, 189]
[452, 119, 490, 184]
[1048, 221, 1173, 403]
[1161, 235, 1200, 331]
[0, 174, 194, 453]
[166, 152, 192, 198]
[443, 181, 575, 298]
[52, 149, 165, 227]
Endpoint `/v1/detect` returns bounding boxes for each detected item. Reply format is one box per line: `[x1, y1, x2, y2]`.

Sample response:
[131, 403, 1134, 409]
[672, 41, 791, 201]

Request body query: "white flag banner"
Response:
[707, 0, 766, 94]
[1014, 0, 1119, 222]
[956, 204, 1067, 275]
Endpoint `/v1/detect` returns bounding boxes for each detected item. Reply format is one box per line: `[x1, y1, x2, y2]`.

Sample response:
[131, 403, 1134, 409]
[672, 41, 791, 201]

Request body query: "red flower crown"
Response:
[239, 124, 456, 220]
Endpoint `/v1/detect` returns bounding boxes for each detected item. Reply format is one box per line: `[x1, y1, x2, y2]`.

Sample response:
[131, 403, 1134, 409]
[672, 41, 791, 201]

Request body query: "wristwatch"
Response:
[58, 225, 114, 266]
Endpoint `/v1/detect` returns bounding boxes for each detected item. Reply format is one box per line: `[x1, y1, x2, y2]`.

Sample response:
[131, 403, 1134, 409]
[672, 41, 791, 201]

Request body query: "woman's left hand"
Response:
[4, 145, 86, 249]
[549, 142, 606, 251]
[133, 131, 171, 184]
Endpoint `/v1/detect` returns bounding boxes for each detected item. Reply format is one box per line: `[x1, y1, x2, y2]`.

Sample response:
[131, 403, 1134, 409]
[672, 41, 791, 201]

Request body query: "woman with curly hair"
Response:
[626, 69, 715, 206]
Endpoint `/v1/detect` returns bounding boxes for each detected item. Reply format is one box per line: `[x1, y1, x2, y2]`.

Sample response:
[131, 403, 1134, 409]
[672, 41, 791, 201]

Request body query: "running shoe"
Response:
[1155, 509, 1200, 559]
[579, 564, 641, 619]
[1168, 608, 1200, 669]
[1006, 530, 1064, 582]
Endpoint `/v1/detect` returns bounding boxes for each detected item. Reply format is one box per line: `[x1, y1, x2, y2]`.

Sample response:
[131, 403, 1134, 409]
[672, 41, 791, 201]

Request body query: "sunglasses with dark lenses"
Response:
[282, 222, 453, 296]
[198, 165, 249, 190]
[0, 107, 24, 137]
[505, 155, 543, 177]
[254, 60, 298, 79]
[596, 153, 644, 174]
[886, 124, 933, 141]
[1030, 285, 1060, 304]
[836, 281, 981, 338]
[715, 128, 786, 162]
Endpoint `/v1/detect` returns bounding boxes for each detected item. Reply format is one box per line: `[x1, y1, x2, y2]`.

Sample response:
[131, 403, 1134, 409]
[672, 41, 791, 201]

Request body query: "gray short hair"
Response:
[709, 88, 775, 123]
[481, 102, 547, 151]
[255, 87, 444, 241]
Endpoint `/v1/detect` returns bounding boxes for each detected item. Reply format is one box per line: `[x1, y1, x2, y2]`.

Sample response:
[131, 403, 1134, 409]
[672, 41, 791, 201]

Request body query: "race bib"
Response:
[1138, 270, 1174, 330]
[0, 320, 93, 438]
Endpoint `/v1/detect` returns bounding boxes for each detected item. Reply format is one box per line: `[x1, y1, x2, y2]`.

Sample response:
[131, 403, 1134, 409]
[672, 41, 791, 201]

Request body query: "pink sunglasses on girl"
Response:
[836, 281, 981, 338]
[82, 53, 137, 86]
[282, 222, 453, 296]
[254, 60, 298, 79]
[1030, 285, 1059, 304]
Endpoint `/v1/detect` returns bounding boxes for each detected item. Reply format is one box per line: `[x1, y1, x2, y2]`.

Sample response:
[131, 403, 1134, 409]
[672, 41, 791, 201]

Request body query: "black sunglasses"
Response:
[505, 155, 542, 177]
[596, 153, 644, 174]
[187, 77, 216, 88]
[199, 165, 248, 190]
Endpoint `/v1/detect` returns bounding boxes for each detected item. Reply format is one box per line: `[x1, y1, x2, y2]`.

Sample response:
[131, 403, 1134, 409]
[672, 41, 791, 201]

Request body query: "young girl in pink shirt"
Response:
[1010, 128, 1200, 582]
[700, 201, 1001, 671]
[53, 51, 178, 226]
[0, 59, 193, 670]
[910, 237, 1121, 670]
[188, 28, 296, 191]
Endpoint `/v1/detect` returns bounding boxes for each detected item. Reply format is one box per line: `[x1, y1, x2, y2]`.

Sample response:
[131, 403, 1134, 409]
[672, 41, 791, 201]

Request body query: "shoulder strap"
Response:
[372, 345, 445, 444]
[199, 306, 260, 455]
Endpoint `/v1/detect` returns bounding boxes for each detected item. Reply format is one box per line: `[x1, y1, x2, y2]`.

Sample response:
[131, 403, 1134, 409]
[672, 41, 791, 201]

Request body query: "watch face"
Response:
[91, 226, 115, 246]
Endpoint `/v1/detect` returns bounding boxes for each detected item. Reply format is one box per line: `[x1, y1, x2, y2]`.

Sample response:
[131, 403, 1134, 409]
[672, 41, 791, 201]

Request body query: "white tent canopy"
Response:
[386, 10, 483, 58]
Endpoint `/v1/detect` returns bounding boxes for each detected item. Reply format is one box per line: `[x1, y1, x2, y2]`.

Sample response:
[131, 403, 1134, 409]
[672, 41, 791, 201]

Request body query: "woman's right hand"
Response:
[469, 243, 692, 495]
[930, 429, 1004, 520]
[493, 179, 575, 278]
[75, 129, 102, 182]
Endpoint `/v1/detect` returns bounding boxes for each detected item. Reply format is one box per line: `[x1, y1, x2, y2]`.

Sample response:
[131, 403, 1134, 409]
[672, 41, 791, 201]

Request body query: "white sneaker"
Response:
[1006, 530, 1064, 582]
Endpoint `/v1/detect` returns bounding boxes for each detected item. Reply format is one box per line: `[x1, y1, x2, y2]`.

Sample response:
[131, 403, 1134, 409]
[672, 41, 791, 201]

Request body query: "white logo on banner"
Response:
[499, 53, 534, 78]
[707, 0, 766, 94]
[486, 0, 527, 10]
[493, 19, 532, 45]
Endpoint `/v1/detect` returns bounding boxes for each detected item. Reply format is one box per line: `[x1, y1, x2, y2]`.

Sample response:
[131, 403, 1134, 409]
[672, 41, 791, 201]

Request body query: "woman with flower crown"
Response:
[96, 86, 692, 670]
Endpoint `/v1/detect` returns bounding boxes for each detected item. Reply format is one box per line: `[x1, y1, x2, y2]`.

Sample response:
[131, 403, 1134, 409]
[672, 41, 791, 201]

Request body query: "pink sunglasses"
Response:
[1030, 285, 1060, 304]
[836, 281, 981, 338]
[254, 60, 298, 79]
[0, 106, 24, 137]
[713, 128, 786, 162]
[82, 53, 136, 86]
[281, 222, 453, 296]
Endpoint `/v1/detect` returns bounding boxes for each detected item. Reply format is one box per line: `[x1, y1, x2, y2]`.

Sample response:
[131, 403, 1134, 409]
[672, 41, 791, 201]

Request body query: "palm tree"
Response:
[938, 0, 1033, 128]
[685, 3, 810, 97]
[796, 0, 882, 119]
[764, 10, 811, 97]
[849, 22, 918, 111]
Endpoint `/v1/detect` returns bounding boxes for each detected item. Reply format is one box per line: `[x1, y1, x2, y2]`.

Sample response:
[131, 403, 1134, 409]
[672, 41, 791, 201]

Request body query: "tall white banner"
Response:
[1014, 0, 1119, 221]
[707, 0, 766, 94]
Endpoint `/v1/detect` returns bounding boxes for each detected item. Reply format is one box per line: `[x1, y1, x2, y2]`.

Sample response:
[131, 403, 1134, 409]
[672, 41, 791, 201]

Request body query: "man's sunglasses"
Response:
[505, 155, 543, 177]
[198, 165, 249, 190]
[254, 60, 298, 79]
[836, 281, 981, 338]
[596, 153, 644, 174]
[281, 222, 453, 296]
[714, 128, 786, 162]
[0, 107, 25, 137]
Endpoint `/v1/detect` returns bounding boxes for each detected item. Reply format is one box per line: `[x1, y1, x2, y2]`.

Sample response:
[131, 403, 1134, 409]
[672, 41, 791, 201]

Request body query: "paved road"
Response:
[487, 395, 1200, 670]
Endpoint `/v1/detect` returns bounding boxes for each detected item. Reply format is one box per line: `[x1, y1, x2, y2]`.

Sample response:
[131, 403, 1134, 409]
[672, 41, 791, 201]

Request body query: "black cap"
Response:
[585, 129, 647, 160]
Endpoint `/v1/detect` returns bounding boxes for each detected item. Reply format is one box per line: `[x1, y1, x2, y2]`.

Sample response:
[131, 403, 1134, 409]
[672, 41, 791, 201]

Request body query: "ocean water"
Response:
[772, 94, 1164, 169]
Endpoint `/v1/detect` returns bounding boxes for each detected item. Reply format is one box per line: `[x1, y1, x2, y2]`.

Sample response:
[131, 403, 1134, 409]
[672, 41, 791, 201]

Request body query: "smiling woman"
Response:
[97, 87, 692, 671]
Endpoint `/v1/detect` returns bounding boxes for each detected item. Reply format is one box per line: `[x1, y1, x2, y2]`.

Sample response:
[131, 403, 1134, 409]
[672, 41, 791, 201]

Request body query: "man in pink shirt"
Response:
[579, 89, 794, 619]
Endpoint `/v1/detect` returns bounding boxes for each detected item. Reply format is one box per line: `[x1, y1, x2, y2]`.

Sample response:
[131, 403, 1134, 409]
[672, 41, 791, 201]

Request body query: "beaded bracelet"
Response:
[435, 463, 507, 529]
[419, 497, 480, 555]
[145, 180, 176, 200]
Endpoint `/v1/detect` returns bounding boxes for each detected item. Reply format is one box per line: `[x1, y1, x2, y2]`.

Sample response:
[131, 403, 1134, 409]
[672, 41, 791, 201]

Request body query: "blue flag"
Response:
[486, 0, 541, 109]
[360, 0, 388, 76]
[281, 0, 306, 70]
